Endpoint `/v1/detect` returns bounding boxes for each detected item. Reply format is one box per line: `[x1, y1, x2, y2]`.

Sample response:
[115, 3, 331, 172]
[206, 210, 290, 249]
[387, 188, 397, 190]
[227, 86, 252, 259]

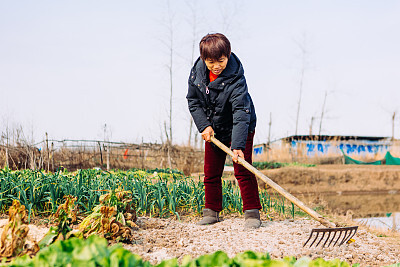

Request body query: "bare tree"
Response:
[294, 33, 309, 136]
[379, 104, 398, 141]
[163, 121, 172, 168]
[167, 1, 174, 144]
[186, 0, 201, 148]
[217, 0, 244, 36]
[392, 112, 396, 141]
[267, 112, 272, 145]
[319, 91, 328, 136]
[159, 0, 176, 145]
[162, 0, 176, 168]
[4, 127, 9, 168]
[309, 116, 315, 136]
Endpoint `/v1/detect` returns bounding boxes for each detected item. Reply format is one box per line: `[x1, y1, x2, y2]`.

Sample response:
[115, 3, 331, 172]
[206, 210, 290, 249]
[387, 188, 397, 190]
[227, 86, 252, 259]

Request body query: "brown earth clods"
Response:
[125, 216, 400, 266]
[2, 216, 398, 267]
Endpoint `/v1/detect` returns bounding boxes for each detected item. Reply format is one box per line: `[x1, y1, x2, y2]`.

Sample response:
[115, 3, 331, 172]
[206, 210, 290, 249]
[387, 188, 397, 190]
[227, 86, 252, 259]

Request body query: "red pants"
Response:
[203, 132, 262, 212]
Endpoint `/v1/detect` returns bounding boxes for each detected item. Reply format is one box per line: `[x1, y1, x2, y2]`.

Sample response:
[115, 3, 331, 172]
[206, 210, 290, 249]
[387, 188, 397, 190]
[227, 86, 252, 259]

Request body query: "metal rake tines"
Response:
[303, 226, 358, 248]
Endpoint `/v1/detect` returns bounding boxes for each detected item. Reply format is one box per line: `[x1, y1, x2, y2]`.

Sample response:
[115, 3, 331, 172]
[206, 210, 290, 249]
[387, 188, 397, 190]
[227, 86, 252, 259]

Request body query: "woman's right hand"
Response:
[201, 126, 214, 142]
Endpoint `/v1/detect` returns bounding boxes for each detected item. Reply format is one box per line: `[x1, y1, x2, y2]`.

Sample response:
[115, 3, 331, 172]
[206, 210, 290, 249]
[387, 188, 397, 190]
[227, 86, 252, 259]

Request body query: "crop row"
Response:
[0, 168, 296, 220]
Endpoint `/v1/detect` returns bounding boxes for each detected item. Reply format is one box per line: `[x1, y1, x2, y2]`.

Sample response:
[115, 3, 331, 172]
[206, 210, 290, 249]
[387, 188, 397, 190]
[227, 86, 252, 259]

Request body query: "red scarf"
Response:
[210, 71, 218, 82]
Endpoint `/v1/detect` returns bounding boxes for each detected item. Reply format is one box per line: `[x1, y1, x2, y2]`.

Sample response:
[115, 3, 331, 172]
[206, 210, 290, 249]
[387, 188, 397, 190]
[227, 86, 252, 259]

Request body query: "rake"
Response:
[210, 136, 358, 248]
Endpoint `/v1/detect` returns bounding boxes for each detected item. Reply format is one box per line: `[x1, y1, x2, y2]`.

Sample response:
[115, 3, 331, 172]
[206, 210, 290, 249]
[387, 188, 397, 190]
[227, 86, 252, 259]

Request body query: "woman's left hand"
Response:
[232, 149, 244, 163]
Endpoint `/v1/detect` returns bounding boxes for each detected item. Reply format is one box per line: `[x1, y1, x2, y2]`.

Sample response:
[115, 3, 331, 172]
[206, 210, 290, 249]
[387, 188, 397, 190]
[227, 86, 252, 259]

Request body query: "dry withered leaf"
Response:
[0, 201, 39, 258]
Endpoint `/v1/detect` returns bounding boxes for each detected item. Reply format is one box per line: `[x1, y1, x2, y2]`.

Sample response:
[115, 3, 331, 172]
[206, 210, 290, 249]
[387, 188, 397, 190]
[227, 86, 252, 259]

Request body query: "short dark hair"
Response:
[199, 33, 231, 60]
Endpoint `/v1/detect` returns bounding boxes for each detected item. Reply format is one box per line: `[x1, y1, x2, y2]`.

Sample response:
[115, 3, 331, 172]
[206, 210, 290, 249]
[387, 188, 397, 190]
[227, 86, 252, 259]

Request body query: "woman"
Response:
[186, 33, 262, 229]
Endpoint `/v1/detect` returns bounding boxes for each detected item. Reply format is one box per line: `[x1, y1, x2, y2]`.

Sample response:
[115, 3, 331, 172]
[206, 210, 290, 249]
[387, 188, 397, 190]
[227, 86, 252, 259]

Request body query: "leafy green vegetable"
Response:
[5, 236, 375, 267]
[6, 235, 150, 267]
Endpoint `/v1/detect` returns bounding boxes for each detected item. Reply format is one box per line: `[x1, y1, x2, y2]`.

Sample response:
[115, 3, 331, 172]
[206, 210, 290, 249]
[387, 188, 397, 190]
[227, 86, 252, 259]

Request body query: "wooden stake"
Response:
[5, 144, 9, 169]
[51, 142, 54, 171]
[106, 143, 110, 171]
[30, 149, 35, 170]
[98, 141, 103, 167]
[46, 132, 49, 172]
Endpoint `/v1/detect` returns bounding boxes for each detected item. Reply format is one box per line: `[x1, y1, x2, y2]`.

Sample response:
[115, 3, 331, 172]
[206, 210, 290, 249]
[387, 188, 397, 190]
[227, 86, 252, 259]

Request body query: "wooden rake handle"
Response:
[210, 136, 336, 228]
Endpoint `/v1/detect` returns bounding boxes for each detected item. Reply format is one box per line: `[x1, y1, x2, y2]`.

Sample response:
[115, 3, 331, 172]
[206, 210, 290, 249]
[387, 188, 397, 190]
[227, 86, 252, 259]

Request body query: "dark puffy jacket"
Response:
[186, 53, 256, 150]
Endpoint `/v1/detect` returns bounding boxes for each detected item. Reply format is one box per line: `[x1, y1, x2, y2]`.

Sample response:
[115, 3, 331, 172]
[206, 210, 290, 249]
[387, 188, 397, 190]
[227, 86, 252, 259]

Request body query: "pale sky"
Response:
[1, 0, 400, 145]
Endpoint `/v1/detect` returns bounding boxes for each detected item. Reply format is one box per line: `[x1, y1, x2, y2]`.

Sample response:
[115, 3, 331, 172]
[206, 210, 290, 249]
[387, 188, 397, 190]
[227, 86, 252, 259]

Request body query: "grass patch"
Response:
[252, 161, 316, 170]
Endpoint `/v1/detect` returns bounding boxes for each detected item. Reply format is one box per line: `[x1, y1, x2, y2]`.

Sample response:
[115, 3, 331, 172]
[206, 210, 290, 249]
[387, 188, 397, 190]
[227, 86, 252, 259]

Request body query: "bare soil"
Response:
[259, 164, 400, 194]
[2, 215, 398, 266]
[124, 216, 400, 266]
[258, 165, 400, 218]
[0, 217, 400, 266]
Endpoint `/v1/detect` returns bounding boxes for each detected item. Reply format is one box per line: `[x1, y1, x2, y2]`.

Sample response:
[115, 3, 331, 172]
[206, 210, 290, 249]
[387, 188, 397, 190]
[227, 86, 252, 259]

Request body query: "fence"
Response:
[0, 137, 204, 175]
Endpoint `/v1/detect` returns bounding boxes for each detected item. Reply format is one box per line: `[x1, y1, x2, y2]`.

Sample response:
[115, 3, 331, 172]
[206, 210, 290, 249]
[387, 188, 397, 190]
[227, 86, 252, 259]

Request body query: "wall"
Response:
[253, 139, 400, 163]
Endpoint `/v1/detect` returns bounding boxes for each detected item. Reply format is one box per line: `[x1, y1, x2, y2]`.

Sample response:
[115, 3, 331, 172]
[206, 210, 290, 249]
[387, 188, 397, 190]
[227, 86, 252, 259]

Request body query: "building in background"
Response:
[253, 135, 399, 164]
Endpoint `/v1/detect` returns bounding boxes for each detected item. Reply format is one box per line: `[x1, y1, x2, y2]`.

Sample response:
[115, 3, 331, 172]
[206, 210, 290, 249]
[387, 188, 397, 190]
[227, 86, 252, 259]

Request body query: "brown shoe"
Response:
[244, 209, 261, 229]
[197, 208, 220, 225]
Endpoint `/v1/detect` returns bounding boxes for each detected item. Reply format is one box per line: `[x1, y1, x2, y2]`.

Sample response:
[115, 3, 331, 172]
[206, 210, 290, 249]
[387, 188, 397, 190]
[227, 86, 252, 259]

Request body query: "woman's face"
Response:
[204, 55, 229, 76]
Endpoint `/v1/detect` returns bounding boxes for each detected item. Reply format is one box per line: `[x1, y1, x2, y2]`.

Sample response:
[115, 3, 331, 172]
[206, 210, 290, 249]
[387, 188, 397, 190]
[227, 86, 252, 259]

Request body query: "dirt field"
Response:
[2, 165, 400, 266]
[126, 216, 400, 266]
[259, 164, 400, 194]
[255, 165, 400, 217]
[2, 215, 399, 267]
